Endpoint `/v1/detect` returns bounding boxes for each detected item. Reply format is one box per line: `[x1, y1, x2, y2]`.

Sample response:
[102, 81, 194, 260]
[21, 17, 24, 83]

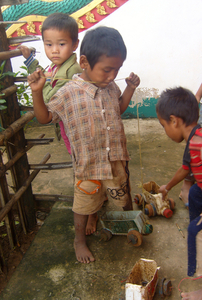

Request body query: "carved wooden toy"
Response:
[134, 181, 175, 218]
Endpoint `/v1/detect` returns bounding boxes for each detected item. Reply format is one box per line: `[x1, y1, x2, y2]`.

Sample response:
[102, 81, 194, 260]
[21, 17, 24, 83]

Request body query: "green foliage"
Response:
[0, 62, 33, 132]
[0, 98, 7, 111]
[0, 61, 33, 108]
[0, 60, 15, 81]
[0, 60, 16, 111]
[0, 61, 34, 133]
[16, 66, 33, 107]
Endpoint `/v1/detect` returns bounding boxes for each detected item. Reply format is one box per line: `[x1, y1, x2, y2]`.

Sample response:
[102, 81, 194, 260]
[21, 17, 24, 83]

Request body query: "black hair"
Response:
[42, 13, 78, 44]
[80, 26, 127, 69]
[156, 86, 199, 126]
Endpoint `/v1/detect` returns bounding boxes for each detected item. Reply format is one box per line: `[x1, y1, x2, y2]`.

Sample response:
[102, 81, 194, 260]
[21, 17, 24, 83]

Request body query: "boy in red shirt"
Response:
[156, 87, 202, 299]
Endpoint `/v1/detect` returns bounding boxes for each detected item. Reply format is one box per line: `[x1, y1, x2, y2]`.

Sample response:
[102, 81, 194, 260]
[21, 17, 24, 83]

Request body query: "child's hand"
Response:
[27, 69, 46, 92]
[125, 72, 140, 90]
[17, 45, 31, 59]
[158, 185, 169, 200]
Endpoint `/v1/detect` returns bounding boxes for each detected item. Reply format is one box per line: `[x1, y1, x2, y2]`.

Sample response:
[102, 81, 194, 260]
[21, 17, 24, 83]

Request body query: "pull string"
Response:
[41, 76, 126, 84]
[136, 99, 144, 192]
[178, 275, 202, 293]
[28, 76, 126, 87]
[136, 96, 146, 216]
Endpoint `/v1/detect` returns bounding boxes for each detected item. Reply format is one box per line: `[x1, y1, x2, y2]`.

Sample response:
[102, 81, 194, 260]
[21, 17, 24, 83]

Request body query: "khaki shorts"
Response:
[72, 161, 132, 215]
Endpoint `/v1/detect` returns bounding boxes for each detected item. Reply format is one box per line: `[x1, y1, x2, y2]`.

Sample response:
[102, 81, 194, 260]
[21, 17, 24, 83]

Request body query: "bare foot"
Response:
[181, 289, 202, 299]
[74, 239, 95, 263]
[86, 213, 98, 235]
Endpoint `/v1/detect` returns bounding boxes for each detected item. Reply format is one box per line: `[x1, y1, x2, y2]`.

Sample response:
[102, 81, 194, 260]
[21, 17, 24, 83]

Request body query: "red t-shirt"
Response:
[189, 127, 202, 189]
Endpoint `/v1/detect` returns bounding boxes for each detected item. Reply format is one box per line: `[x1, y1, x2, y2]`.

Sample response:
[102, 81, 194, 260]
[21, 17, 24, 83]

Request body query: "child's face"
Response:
[80, 55, 123, 88]
[158, 114, 184, 143]
[43, 28, 78, 68]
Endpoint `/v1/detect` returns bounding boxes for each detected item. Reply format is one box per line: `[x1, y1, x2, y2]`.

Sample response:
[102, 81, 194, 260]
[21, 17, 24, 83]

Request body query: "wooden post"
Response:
[0, 85, 17, 99]
[0, 11, 36, 230]
[0, 134, 45, 177]
[0, 153, 18, 249]
[0, 111, 35, 146]
[0, 49, 26, 60]
[0, 153, 51, 222]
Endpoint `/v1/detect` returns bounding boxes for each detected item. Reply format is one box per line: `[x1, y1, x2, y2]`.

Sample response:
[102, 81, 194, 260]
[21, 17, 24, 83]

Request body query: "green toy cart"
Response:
[100, 210, 153, 246]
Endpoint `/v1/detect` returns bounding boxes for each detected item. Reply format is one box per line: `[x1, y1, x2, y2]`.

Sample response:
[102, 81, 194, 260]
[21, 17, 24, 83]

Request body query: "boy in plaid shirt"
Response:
[28, 26, 140, 263]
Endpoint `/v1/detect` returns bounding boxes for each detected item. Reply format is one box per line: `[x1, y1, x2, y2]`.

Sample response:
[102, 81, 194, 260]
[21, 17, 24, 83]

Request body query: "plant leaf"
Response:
[0, 99, 6, 104]
[0, 105, 7, 110]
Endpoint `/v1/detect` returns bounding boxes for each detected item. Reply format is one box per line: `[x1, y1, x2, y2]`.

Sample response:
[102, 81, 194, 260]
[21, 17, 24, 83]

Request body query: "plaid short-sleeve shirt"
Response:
[47, 74, 130, 180]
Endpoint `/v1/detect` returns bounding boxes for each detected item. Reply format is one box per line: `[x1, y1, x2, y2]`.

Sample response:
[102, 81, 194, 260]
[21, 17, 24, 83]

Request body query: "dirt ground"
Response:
[0, 118, 201, 299]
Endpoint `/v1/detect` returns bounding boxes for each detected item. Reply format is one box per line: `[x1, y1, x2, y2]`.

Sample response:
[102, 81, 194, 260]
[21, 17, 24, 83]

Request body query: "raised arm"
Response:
[119, 72, 140, 114]
[18, 45, 32, 59]
[27, 69, 53, 124]
[195, 83, 202, 103]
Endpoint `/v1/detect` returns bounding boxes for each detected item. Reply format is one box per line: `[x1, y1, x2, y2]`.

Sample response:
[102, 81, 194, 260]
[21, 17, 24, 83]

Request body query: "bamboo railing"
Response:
[0, 5, 73, 273]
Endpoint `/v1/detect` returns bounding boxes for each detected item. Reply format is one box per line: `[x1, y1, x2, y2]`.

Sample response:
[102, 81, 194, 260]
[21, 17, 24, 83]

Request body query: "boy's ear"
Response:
[80, 55, 89, 69]
[170, 115, 182, 127]
[170, 115, 177, 124]
[73, 39, 79, 51]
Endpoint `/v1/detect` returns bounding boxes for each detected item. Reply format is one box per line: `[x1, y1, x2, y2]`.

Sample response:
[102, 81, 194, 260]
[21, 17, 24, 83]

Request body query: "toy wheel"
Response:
[134, 194, 142, 205]
[159, 278, 172, 296]
[100, 229, 112, 242]
[127, 230, 143, 246]
[163, 279, 172, 296]
[144, 204, 154, 216]
[168, 198, 175, 210]
[143, 223, 153, 235]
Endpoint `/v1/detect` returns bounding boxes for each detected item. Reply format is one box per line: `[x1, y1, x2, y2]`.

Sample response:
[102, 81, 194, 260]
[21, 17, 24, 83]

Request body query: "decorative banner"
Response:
[2, 0, 128, 48]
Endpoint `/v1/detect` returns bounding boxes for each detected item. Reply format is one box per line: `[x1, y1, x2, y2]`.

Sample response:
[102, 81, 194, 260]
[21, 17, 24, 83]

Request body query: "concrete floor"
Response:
[1, 119, 202, 300]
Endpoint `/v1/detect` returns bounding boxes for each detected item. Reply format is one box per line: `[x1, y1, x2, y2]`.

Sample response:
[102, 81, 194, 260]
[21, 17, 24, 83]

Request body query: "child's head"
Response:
[156, 87, 199, 142]
[80, 26, 126, 69]
[156, 87, 199, 125]
[42, 13, 79, 67]
[42, 13, 78, 44]
[79, 26, 127, 87]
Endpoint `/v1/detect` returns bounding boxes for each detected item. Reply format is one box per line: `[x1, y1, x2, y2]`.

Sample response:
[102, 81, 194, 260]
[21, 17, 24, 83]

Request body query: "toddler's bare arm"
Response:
[17, 45, 31, 59]
[28, 69, 52, 124]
